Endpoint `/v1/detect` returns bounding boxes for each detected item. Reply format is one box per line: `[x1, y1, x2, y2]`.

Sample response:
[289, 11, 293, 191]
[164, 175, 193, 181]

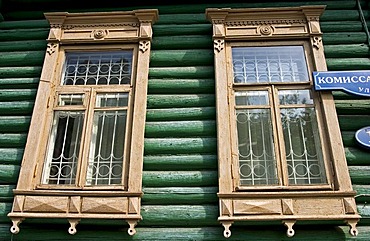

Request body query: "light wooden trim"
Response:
[9, 9, 158, 236]
[207, 5, 360, 238]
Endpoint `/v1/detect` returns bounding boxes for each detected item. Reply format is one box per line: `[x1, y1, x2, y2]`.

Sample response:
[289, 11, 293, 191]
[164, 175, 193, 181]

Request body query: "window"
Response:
[206, 6, 360, 238]
[8, 10, 158, 235]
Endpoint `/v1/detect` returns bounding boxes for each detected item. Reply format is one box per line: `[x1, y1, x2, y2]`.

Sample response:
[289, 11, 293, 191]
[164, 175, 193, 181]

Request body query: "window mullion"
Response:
[78, 89, 94, 188]
[270, 85, 288, 186]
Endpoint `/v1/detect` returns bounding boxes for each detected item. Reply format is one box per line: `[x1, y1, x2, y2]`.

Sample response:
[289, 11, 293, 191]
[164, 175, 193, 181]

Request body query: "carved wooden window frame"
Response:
[8, 10, 158, 236]
[206, 6, 360, 238]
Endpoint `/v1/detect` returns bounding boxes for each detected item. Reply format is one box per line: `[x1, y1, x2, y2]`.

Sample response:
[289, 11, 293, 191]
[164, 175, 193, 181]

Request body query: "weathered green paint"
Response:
[0, 134, 27, 147]
[0, 28, 48, 40]
[0, 40, 46, 51]
[144, 154, 217, 170]
[324, 44, 370, 58]
[144, 138, 217, 154]
[148, 78, 215, 94]
[0, 51, 44, 67]
[146, 107, 216, 121]
[0, 78, 39, 88]
[145, 120, 216, 137]
[147, 94, 215, 108]
[0, 116, 30, 132]
[0, 66, 41, 78]
[149, 66, 214, 79]
[339, 115, 370, 130]
[0, 0, 370, 240]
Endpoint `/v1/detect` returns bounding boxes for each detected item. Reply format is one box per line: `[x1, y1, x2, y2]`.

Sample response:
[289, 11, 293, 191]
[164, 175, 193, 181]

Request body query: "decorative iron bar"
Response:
[62, 51, 133, 85]
[86, 93, 128, 185]
[43, 111, 84, 184]
[232, 46, 309, 83]
[232, 46, 327, 186]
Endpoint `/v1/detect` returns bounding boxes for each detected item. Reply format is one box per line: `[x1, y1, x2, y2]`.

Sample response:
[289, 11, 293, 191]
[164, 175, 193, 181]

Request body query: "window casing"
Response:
[40, 48, 136, 189]
[206, 6, 360, 238]
[8, 10, 158, 236]
[230, 42, 331, 190]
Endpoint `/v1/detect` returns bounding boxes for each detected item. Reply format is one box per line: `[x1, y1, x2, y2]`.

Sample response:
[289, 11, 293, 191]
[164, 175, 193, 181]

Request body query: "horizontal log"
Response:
[349, 166, 370, 185]
[341, 131, 356, 147]
[0, 20, 49, 29]
[0, 66, 42, 78]
[0, 51, 45, 67]
[324, 44, 370, 58]
[333, 90, 366, 100]
[143, 154, 217, 170]
[0, 164, 20, 184]
[142, 187, 218, 204]
[339, 115, 370, 131]
[321, 21, 364, 33]
[156, 13, 208, 25]
[0, 185, 14, 202]
[145, 120, 216, 137]
[144, 137, 217, 155]
[345, 147, 370, 166]
[142, 171, 217, 187]
[0, 202, 12, 222]
[153, 24, 212, 36]
[326, 58, 370, 70]
[0, 28, 48, 41]
[323, 32, 367, 45]
[152, 35, 212, 50]
[150, 49, 213, 67]
[149, 66, 214, 79]
[140, 204, 218, 226]
[0, 78, 39, 89]
[146, 107, 216, 121]
[353, 185, 370, 202]
[321, 10, 362, 21]
[0, 89, 36, 100]
[0, 225, 367, 241]
[1, 1, 367, 21]
[0, 149, 23, 165]
[0, 101, 34, 115]
[148, 78, 215, 94]
[0, 116, 30, 132]
[335, 99, 370, 115]
[0, 134, 27, 148]
[147, 94, 215, 108]
[0, 40, 46, 52]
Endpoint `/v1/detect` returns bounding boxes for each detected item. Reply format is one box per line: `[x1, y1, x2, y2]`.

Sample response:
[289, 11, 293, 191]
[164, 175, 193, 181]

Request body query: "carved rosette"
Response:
[258, 25, 274, 36]
[92, 29, 108, 39]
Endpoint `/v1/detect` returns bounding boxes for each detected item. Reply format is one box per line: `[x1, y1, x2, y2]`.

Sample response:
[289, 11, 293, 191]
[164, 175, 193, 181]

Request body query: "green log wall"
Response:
[0, 0, 369, 240]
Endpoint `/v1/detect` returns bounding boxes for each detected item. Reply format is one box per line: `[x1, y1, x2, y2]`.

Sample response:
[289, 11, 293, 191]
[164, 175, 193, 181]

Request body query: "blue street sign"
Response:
[355, 126, 370, 150]
[313, 70, 370, 97]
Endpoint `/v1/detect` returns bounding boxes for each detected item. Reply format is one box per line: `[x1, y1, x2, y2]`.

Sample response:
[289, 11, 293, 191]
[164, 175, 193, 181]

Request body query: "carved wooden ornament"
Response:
[8, 9, 158, 236]
[206, 6, 360, 238]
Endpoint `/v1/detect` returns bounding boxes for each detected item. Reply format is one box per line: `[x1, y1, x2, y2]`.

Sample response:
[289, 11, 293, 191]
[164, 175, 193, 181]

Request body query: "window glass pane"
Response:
[42, 111, 84, 185]
[232, 46, 309, 83]
[96, 93, 129, 107]
[58, 94, 85, 106]
[281, 108, 327, 185]
[62, 51, 133, 85]
[236, 109, 278, 185]
[235, 91, 269, 106]
[279, 90, 313, 105]
[86, 93, 128, 186]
